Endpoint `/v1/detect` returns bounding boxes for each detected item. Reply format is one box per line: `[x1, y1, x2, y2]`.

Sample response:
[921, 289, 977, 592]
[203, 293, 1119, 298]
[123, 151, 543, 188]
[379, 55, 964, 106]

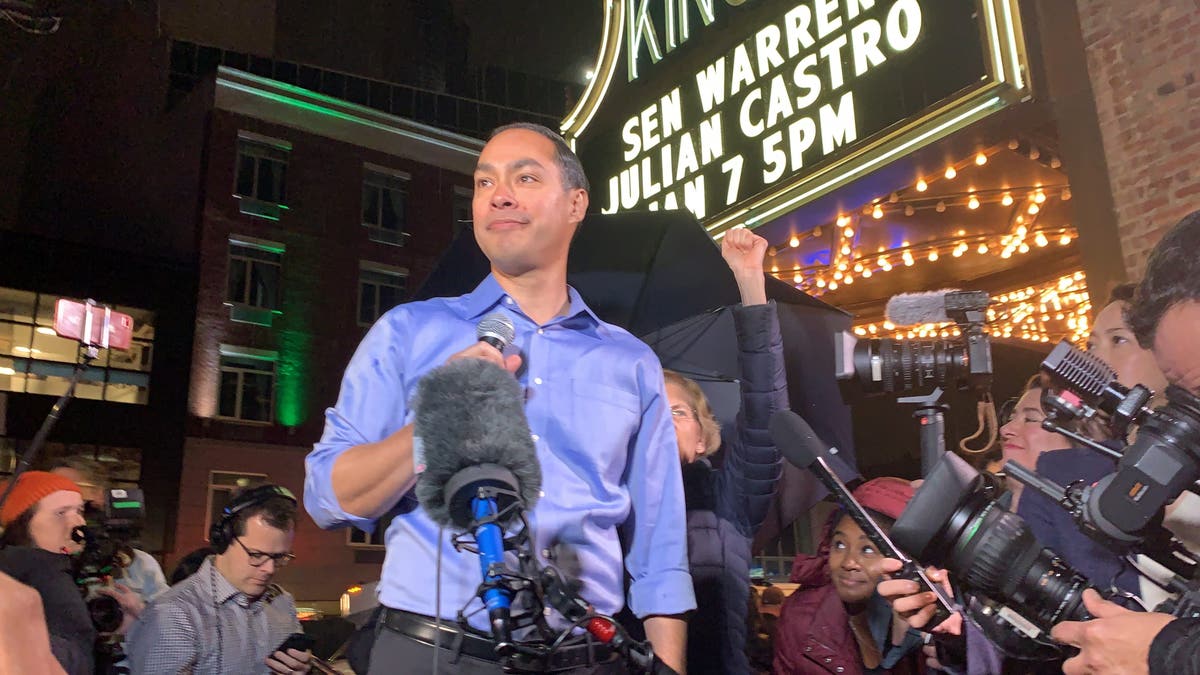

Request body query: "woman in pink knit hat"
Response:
[773, 477, 923, 675]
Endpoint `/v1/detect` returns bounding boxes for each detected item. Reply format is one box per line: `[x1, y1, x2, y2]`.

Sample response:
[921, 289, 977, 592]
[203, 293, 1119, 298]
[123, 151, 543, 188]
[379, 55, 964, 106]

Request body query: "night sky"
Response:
[456, 0, 602, 84]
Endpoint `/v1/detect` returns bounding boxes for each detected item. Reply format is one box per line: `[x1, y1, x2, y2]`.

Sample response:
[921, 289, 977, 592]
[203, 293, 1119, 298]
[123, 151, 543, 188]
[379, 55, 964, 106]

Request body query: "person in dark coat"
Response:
[773, 477, 924, 675]
[664, 227, 787, 674]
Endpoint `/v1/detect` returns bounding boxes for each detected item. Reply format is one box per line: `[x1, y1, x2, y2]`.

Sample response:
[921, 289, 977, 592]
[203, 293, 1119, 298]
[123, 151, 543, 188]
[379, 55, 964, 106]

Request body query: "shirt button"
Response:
[537, 328, 544, 335]
[804, 646, 812, 653]
[836, 668, 844, 673]
[533, 377, 543, 385]
[531, 434, 540, 442]
[823, 657, 832, 664]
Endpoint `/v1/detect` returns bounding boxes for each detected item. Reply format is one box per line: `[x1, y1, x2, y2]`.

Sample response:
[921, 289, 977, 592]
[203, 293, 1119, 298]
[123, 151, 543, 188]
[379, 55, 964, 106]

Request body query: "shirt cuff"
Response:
[626, 568, 696, 618]
[304, 449, 381, 533]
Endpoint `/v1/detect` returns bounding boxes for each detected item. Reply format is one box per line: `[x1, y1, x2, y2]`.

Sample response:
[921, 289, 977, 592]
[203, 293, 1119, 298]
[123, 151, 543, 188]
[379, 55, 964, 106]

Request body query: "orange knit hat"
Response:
[0, 471, 82, 527]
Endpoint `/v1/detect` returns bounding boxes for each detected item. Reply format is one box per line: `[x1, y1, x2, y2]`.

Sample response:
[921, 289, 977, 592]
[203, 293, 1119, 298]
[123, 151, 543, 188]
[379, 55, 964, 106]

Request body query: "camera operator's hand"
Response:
[266, 647, 312, 674]
[877, 558, 959, 633]
[96, 582, 145, 635]
[1050, 589, 1174, 675]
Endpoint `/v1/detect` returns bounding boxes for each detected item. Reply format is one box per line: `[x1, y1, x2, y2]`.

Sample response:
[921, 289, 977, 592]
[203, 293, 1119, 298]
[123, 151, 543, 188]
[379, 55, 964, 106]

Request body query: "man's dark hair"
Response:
[1126, 210, 1200, 348]
[0, 508, 36, 547]
[230, 494, 296, 538]
[171, 546, 217, 585]
[489, 122, 590, 192]
[1108, 282, 1137, 305]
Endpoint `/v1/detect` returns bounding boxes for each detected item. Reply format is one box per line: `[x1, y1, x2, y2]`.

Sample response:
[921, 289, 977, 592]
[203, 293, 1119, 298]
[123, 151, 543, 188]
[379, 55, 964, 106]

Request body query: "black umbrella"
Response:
[640, 275, 860, 548]
[415, 210, 859, 541]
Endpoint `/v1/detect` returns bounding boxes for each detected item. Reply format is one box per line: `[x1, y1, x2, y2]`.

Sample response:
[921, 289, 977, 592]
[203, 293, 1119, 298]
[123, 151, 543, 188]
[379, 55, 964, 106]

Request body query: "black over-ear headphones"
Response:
[209, 484, 297, 553]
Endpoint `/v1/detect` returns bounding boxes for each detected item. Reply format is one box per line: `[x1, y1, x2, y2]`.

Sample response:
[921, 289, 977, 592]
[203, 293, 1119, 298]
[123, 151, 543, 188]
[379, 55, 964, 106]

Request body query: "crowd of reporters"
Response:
[873, 209, 1200, 675]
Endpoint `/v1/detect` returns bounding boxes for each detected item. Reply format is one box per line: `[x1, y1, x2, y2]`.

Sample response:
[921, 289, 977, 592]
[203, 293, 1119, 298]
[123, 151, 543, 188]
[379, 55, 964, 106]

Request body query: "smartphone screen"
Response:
[53, 299, 134, 350]
[277, 632, 316, 653]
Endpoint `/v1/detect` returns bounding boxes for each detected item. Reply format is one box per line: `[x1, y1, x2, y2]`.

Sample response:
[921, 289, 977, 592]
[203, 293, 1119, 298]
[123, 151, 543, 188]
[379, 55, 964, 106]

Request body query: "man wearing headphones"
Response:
[125, 485, 312, 674]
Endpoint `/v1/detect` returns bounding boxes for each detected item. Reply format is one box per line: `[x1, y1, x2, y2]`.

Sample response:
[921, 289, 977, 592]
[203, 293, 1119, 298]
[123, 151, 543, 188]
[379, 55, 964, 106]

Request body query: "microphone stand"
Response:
[898, 387, 949, 477]
[449, 507, 670, 673]
[471, 485, 515, 655]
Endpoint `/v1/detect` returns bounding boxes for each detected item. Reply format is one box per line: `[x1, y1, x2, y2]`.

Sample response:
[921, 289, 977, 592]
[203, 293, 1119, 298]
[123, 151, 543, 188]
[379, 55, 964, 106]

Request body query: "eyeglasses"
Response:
[670, 406, 698, 421]
[233, 536, 295, 567]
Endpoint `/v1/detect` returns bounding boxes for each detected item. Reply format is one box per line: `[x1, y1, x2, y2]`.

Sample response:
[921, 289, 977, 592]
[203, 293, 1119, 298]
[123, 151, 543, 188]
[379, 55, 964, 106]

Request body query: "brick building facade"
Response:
[171, 68, 483, 606]
[1077, 0, 1200, 278]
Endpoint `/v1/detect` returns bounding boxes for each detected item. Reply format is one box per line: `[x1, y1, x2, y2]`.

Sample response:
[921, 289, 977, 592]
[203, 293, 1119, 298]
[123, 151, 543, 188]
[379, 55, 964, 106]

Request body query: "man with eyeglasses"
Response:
[125, 486, 310, 674]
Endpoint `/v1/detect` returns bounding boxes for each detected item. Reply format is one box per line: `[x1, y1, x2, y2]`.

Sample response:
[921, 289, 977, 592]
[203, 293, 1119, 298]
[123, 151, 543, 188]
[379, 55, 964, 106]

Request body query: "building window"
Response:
[358, 263, 408, 326]
[452, 185, 472, 237]
[362, 165, 410, 246]
[217, 346, 276, 423]
[227, 238, 283, 312]
[234, 132, 289, 219]
[206, 471, 269, 542]
[0, 287, 154, 404]
[348, 511, 395, 548]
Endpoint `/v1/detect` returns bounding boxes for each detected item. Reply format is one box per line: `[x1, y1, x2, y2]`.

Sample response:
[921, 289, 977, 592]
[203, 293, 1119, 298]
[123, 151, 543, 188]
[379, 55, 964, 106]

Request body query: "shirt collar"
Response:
[457, 274, 606, 337]
[205, 556, 264, 609]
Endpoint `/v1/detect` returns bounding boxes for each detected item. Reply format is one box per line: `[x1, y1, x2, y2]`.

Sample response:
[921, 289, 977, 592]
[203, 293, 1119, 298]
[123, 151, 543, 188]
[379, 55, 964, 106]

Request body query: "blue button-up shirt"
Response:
[305, 275, 695, 628]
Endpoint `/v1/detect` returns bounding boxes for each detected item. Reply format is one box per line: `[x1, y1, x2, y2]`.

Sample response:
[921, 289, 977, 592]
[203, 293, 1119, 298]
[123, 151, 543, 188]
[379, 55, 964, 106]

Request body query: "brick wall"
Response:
[188, 110, 470, 443]
[183, 110, 473, 602]
[1076, 0, 1200, 278]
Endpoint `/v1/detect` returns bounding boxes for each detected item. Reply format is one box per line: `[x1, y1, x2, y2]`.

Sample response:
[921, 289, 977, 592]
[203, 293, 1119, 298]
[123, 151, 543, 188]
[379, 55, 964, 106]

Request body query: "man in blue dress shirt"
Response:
[305, 123, 695, 674]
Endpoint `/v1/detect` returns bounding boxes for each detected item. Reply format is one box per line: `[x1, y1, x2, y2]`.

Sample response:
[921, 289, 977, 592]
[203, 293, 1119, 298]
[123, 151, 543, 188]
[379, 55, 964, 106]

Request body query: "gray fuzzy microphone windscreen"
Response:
[885, 289, 958, 326]
[413, 357, 541, 528]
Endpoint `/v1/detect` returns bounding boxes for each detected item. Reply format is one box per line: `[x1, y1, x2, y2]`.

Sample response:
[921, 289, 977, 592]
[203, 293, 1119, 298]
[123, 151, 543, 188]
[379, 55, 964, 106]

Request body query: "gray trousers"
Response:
[366, 624, 630, 675]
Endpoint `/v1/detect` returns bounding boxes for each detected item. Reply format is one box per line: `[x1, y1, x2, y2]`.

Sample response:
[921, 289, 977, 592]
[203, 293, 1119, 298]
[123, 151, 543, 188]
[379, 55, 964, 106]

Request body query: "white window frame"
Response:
[357, 261, 409, 327]
[204, 470, 270, 542]
[216, 345, 277, 424]
[226, 236, 284, 311]
[234, 131, 291, 206]
[362, 163, 411, 246]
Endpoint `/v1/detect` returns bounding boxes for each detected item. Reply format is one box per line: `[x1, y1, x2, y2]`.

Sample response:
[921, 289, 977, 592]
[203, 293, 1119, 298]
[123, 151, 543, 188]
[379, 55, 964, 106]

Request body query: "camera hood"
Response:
[892, 451, 981, 562]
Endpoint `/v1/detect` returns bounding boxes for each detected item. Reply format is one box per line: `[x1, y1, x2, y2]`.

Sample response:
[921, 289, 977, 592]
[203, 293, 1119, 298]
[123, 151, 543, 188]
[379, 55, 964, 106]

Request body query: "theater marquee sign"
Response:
[562, 0, 1030, 236]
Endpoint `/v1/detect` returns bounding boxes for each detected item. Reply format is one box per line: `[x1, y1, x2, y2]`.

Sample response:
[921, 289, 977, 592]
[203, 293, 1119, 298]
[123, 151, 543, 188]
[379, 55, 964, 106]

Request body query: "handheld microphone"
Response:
[769, 410, 956, 628]
[477, 312, 515, 351]
[413, 357, 540, 655]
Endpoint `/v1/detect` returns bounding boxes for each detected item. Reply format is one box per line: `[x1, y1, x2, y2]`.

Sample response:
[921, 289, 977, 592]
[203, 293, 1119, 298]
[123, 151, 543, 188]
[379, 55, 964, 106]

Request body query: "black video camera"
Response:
[73, 487, 147, 634]
[835, 290, 993, 395]
[891, 451, 1095, 661]
[1040, 341, 1200, 548]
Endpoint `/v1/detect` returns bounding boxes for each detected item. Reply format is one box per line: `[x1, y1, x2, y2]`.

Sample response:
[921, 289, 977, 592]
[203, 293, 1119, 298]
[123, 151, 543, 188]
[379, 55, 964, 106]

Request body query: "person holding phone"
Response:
[125, 485, 311, 674]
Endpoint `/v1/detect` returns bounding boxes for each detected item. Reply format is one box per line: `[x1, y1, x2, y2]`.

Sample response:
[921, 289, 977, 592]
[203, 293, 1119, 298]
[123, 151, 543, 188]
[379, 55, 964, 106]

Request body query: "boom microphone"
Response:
[885, 290, 990, 327]
[412, 357, 541, 654]
[769, 410, 956, 628]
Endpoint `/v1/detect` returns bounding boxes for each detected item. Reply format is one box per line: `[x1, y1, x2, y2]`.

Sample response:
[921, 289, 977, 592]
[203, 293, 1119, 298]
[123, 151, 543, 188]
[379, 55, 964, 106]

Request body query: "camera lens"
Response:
[950, 500, 1092, 628]
[893, 452, 1094, 633]
[850, 338, 968, 394]
[87, 594, 124, 634]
